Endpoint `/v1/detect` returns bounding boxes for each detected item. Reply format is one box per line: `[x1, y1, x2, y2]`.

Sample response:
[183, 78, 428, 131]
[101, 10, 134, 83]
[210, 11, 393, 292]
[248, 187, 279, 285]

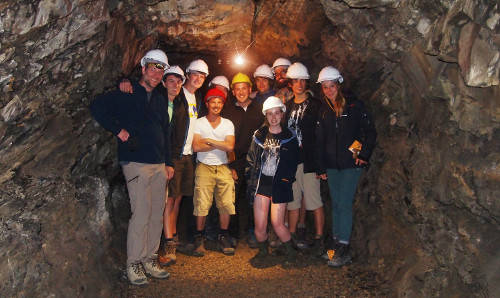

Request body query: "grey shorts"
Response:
[287, 163, 323, 211]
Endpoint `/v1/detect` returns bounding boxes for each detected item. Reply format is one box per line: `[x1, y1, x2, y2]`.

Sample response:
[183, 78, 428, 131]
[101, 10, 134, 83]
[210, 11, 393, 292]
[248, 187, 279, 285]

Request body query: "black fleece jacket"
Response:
[222, 100, 264, 170]
[315, 98, 377, 173]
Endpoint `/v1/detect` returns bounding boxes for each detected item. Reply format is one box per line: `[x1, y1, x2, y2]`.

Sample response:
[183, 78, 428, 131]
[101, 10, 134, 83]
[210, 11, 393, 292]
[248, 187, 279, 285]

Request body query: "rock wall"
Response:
[318, 0, 500, 296]
[0, 0, 498, 296]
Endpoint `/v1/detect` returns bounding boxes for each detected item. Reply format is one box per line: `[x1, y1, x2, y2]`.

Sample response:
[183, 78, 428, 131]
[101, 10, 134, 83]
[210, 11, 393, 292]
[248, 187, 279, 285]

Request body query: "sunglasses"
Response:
[147, 63, 166, 71]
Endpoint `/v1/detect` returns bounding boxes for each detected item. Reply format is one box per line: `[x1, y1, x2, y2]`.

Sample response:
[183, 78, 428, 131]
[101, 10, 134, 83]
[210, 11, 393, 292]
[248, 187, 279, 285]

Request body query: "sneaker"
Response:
[327, 243, 352, 267]
[127, 263, 148, 286]
[158, 240, 176, 266]
[142, 258, 170, 279]
[322, 237, 340, 260]
[218, 234, 235, 255]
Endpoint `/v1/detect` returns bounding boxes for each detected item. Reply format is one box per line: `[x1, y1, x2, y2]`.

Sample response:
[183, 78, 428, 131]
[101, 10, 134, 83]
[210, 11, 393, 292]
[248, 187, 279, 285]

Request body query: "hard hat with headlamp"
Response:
[140, 49, 169, 68]
[317, 66, 344, 84]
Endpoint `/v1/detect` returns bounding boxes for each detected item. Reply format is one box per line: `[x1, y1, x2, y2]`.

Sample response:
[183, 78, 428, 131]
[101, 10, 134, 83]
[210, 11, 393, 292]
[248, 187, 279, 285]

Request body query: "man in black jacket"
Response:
[222, 72, 264, 248]
[90, 49, 172, 285]
[285, 62, 325, 255]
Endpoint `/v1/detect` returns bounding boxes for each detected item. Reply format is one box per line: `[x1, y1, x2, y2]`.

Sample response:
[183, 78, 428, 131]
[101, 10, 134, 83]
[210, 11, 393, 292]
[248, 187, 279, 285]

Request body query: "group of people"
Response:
[90, 49, 377, 286]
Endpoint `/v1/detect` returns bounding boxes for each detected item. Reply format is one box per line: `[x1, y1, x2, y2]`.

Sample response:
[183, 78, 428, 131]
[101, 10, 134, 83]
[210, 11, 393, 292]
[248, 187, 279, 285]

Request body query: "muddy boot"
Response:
[250, 241, 273, 268]
[256, 240, 269, 257]
[281, 240, 298, 268]
[158, 239, 176, 266]
[192, 233, 206, 257]
[327, 243, 352, 267]
[310, 235, 325, 258]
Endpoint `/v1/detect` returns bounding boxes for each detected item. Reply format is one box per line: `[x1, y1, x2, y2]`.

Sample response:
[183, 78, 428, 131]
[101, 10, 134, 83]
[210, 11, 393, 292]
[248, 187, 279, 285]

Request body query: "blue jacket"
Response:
[315, 98, 376, 173]
[90, 82, 173, 166]
[245, 126, 299, 203]
[253, 89, 276, 105]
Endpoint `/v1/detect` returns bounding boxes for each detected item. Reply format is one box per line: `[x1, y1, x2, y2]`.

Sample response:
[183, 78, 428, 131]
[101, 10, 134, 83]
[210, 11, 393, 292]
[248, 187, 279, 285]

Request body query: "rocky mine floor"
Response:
[119, 241, 390, 297]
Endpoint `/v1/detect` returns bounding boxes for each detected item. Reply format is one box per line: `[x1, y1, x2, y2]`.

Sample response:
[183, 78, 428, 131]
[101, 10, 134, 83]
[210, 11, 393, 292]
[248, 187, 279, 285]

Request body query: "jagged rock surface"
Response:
[0, 0, 498, 296]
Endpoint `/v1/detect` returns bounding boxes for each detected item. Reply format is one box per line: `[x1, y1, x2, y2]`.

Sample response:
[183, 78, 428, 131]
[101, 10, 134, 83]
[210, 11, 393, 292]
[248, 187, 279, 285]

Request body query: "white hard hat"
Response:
[164, 65, 186, 84]
[253, 64, 274, 79]
[272, 57, 292, 69]
[140, 49, 169, 67]
[317, 66, 344, 84]
[262, 96, 286, 115]
[186, 59, 209, 75]
[286, 62, 310, 80]
[209, 75, 230, 90]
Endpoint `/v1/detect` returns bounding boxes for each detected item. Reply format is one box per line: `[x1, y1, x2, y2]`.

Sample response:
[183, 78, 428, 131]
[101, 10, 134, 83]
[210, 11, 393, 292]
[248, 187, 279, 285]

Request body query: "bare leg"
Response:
[164, 195, 182, 238]
[271, 202, 291, 243]
[196, 216, 207, 232]
[253, 195, 271, 242]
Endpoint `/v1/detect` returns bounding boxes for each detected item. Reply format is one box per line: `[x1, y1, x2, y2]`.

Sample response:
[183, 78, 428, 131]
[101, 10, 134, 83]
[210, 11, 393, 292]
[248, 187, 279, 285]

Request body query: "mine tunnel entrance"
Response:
[105, 47, 387, 296]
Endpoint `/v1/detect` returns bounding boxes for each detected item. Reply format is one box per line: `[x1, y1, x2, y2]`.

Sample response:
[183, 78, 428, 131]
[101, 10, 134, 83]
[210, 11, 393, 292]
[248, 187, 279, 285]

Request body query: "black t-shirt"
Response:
[286, 100, 309, 163]
[256, 131, 281, 197]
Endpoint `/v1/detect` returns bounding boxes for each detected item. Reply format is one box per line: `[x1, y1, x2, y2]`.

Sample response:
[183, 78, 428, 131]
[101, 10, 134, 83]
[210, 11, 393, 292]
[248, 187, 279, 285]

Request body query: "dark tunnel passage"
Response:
[0, 0, 499, 297]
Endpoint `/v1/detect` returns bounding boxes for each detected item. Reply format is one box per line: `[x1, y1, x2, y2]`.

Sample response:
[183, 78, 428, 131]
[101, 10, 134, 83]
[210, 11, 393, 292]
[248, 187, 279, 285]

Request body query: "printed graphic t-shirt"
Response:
[182, 87, 199, 155]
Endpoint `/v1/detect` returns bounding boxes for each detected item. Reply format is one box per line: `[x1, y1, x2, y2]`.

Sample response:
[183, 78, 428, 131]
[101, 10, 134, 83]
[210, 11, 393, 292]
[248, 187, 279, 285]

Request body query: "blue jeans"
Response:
[327, 168, 362, 244]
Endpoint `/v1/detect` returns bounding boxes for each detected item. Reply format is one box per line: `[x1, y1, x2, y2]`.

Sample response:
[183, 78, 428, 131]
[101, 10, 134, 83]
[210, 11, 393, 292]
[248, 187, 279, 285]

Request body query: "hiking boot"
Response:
[310, 235, 325, 257]
[247, 231, 258, 249]
[272, 239, 297, 258]
[327, 243, 352, 267]
[291, 232, 308, 250]
[158, 240, 176, 266]
[218, 234, 235, 255]
[255, 240, 269, 258]
[322, 237, 340, 260]
[142, 257, 170, 279]
[127, 262, 148, 286]
[193, 234, 206, 257]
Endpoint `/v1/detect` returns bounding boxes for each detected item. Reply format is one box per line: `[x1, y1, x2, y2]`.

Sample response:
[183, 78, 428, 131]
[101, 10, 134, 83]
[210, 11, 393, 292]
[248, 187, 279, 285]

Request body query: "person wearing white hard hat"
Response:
[284, 62, 325, 255]
[246, 96, 299, 265]
[172, 58, 210, 257]
[156, 65, 185, 266]
[315, 66, 377, 268]
[90, 49, 172, 285]
[272, 57, 295, 103]
[250, 64, 276, 105]
[209, 75, 230, 97]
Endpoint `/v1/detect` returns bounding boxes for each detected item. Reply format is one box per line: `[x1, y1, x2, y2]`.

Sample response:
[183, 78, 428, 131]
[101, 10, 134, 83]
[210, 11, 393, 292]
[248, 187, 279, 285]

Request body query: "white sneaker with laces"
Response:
[142, 258, 170, 279]
[127, 262, 148, 285]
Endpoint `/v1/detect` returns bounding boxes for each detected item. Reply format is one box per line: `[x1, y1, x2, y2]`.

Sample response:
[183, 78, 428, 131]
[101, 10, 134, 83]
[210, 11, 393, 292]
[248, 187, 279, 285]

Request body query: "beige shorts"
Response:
[287, 163, 323, 211]
[193, 163, 235, 216]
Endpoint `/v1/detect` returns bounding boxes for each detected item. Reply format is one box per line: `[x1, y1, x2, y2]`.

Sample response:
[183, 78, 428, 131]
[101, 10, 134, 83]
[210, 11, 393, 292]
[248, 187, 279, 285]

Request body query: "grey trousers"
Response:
[122, 162, 166, 265]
